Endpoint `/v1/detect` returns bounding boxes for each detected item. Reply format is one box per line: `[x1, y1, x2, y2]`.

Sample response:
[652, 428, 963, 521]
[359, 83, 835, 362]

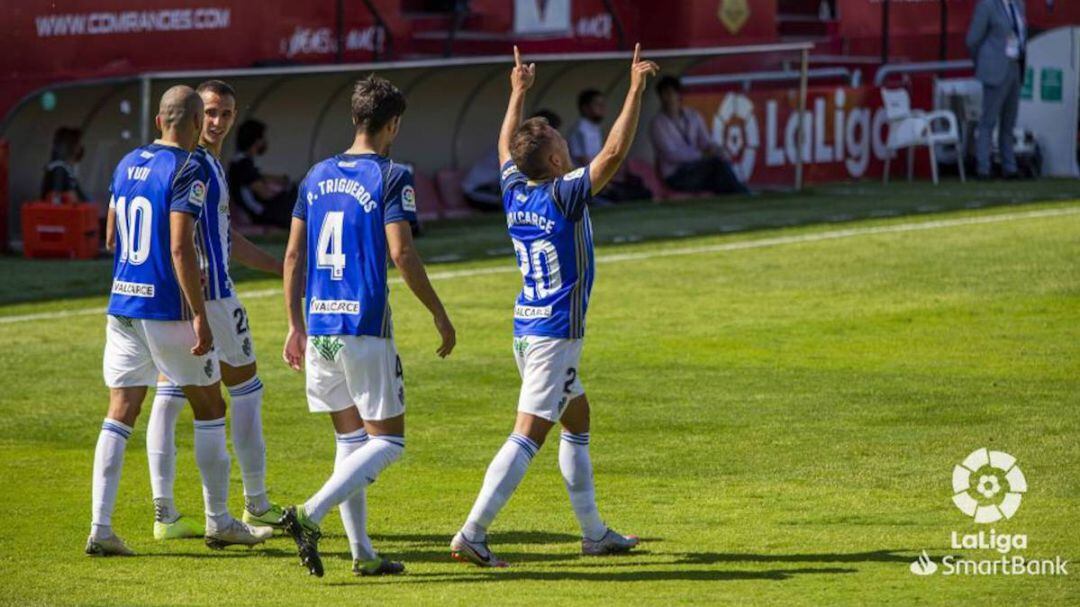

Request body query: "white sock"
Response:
[559, 432, 606, 541]
[227, 376, 269, 513]
[193, 417, 231, 529]
[146, 383, 185, 522]
[303, 435, 404, 524]
[461, 433, 539, 542]
[91, 419, 132, 539]
[335, 429, 376, 561]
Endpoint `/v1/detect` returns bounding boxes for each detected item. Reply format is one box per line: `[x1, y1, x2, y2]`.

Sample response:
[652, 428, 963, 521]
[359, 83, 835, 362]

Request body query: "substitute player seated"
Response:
[89, 86, 272, 556]
[279, 75, 456, 578]
[451, 45, 659, 567]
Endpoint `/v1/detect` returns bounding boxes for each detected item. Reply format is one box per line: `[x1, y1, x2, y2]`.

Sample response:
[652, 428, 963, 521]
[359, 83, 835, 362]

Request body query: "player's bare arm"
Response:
[231, 227, 284, 275]
[105, 206, 117, 253]
[169, 210, 212, 355]
[498, 45, 536, 167]
[589, 43, 659, 194]
[282, 216, 307, 370]
[385, 220, 456, 358]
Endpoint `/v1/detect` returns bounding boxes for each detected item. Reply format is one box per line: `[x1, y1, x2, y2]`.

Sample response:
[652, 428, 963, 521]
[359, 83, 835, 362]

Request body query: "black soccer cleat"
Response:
[282, 506, 324, 578]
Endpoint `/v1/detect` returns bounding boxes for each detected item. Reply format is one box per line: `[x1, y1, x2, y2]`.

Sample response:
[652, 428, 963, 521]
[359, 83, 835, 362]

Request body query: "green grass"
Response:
[0, 191, 1077, 605]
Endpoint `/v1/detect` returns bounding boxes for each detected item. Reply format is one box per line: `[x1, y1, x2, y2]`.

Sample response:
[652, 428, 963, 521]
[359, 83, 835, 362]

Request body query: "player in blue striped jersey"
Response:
[90, 86, 272, 557]
[451, 45, 659, 567]
[279, 75, 456, 577]
[142, 80, 288, 542]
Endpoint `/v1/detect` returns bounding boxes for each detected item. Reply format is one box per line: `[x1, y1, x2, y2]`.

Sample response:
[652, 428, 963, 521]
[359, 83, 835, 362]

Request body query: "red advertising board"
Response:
[683, 85, 915, 185]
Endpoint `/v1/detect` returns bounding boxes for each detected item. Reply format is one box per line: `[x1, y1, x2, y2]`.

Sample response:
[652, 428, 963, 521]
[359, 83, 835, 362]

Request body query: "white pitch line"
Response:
[1, 205, 1076, 326]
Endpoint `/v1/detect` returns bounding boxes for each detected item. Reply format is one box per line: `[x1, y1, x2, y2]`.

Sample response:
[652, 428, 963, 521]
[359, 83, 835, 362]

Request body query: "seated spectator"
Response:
[41, 127, 88, 203]
[462, 109, 562, 211]
[568, 89, 651, 203]
[649, 76, 748, 195]
[228, 119, 296, 228]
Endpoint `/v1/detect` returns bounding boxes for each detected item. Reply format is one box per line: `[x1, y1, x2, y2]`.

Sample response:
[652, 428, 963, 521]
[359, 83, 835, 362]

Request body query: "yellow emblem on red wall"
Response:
[718, 0, 750, 34]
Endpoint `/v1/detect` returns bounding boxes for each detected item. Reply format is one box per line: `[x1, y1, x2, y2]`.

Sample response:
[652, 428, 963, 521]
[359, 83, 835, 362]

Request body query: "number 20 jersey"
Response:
[106, 143, 209, 321]
[293, 153, 417, 337]
[501, 161, 595, 339]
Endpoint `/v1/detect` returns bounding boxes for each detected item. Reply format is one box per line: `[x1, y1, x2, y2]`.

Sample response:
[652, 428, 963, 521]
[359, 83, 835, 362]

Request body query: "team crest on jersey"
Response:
[401, 185, 416, 212]
[189, 180, 207, 206]
[312, 336, 344, 361]
[242, 337, 252, 357]
[563, 167, 586, 181]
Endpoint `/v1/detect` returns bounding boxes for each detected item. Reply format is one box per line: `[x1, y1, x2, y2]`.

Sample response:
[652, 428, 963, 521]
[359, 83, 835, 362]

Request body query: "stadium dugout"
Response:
[0, 43, 812, 231]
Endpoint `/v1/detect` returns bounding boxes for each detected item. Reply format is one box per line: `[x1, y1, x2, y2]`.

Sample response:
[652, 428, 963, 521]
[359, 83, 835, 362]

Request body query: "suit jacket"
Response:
[966, 0, 1027, 86]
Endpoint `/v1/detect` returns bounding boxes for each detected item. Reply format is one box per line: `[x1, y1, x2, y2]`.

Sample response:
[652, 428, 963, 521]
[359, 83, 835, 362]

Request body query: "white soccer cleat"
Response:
[85, 533, 136, 557]
[450, 531, 508, 568]
[204, 518, 273, 549]
[581, 528, 639, 556]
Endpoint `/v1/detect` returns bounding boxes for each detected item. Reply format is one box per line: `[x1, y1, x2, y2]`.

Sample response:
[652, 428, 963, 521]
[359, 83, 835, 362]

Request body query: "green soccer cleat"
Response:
[242, 502, 286, 529]
[353, 556, 406, 577]
[153, 515, 205, 540]
[85, 533, 135, 557]
[282, 506, 323, 577]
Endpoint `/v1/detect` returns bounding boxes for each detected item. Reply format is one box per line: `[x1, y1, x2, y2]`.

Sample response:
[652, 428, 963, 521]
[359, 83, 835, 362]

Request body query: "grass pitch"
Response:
[0, 186, 1077, 605]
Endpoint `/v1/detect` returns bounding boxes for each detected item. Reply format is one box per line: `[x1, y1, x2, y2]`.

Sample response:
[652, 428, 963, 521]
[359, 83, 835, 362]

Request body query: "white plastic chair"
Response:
[881, 87, 965, 185]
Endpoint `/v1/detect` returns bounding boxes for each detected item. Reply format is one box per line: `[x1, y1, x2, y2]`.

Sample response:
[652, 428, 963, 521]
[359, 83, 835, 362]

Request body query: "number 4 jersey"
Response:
[293, 153, 417, 337]
[107, 143, 210, 321]
[501, 161, 595, 339]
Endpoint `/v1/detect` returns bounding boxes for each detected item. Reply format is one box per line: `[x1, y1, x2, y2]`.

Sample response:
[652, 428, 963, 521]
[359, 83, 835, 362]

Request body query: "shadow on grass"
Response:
[324, 566, 858, 585]
[673, 549, 916, 565]
[370, 530, 581, 545]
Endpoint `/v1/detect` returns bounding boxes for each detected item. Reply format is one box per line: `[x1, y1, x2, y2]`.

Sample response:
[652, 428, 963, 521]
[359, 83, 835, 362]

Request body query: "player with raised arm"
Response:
[450, 45, 659, 568]
[88, 86, 272, 556]
[142, 80, 287, 541]
[279, 75, 456, 578]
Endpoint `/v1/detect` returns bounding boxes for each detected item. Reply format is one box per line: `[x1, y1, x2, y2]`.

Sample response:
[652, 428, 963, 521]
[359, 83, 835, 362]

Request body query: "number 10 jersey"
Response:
[293, 153, 417, 338]
[501, 161, 595, 339]
[106, 143, 210, 321]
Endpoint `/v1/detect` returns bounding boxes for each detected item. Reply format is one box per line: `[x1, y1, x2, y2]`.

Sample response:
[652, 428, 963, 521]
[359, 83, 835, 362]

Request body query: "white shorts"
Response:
[103, 315, 221, 388]
[513, 336, 585, 422]
[305, 335, 405, 420]
[206, 296, 257, 368]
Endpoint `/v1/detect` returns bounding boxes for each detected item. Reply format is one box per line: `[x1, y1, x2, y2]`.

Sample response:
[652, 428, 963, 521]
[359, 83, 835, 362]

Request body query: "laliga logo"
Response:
[952, 448, 1027, 523]
[712, 93, 759, 182]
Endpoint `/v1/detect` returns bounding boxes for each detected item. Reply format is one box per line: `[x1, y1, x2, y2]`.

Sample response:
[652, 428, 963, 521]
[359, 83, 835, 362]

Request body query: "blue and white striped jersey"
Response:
[293, 153, 417, 337]
[193, 147, 234, 301]
[107, 143, 210, 321]
[501, 161, 595, 339]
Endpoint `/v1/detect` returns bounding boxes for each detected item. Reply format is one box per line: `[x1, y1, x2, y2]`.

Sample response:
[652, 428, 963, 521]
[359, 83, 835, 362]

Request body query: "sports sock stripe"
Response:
[372, 434, 405, 448]
[101, 420, 132, 439]
[561, 432, 590, 445]
[508, 433, 539, 458]
[227, 377, 264, 397]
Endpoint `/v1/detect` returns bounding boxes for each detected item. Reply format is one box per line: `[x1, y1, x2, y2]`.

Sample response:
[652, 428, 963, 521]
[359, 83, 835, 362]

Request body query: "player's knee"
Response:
[185, 384, 227, 420]
[107, 388, 145, 425]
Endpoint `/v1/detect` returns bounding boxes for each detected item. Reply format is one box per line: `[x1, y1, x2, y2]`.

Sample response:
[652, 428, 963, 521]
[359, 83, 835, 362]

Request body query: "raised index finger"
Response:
[514, 45, 522, 68]
[632, 42, 640, 65]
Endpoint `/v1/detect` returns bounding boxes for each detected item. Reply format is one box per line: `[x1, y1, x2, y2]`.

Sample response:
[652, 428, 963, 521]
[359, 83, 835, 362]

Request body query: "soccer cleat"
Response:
[353, 557, 406, 577]
[450, 531, 508, 568]
[85, 533, 135, 557]
[242, 502, 286, 529]
[581, 528, 639, 555]
[204, 518, 273, 550]
[282, 506, 324, 577]
[153, 515, 205, 540]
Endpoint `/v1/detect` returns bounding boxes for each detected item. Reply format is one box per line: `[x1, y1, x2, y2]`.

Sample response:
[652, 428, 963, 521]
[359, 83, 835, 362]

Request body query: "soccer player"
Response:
[279, 75, 456, 577]
[449, 45, 659, 567]
[88, 86, 272, 556]
[143, 80, 286, 541]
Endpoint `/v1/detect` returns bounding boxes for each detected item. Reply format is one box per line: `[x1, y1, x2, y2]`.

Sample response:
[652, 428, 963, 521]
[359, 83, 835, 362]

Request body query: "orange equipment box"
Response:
[21, 201, 100, 259]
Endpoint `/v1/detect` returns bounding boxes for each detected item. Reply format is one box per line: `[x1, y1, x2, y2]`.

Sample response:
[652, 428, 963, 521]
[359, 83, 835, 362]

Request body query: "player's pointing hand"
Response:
[511, 45, 536, 93]
[629, 43, 660, 93]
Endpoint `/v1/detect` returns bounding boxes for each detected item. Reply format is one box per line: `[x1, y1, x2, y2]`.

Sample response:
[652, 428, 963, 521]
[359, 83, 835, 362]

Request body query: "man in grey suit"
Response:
[966, 0, 1027, 178]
